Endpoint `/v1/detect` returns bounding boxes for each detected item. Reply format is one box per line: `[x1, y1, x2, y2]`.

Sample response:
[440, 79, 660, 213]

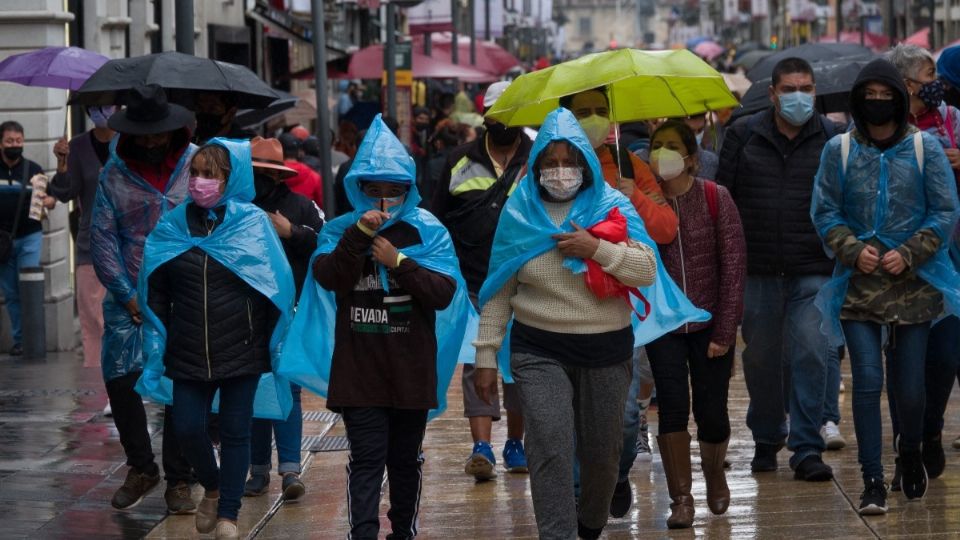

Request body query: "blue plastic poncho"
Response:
[478, 107, 710, 378]
[811, 130, 960, 345]
[278, 115, 476, 419]
[134, 138, 296, 420]
[90, 136, 194, 382]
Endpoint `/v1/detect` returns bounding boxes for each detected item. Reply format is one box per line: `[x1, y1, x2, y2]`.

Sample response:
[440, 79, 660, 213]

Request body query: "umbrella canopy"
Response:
[345, 43, 498, 82]
[748, 43, 874, 81]
[0, 46, 108, 91]
[904, 27, 931, 48]
[734, 49, 774, 70]
[693, 41, 725, 61]
[722, 71, 752, 97]
[732, 57, 874, 121]
[235, 91, 299, 129]
[416, 33, 520, 76]
[486, 49, 738, 127]
[73, 51, 280, 109]
[817, 32, 890, 52]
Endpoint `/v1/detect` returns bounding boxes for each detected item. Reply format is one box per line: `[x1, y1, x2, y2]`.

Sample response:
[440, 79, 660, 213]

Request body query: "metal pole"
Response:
[174, 0, 194, 54]
[469, 0, 476, 65]
[451, 0, 459, 64]
[860, 14, 866, 46]
[425, 32, 432, 55]
[485, 0, 490, 40]
[311, 0, 335, 217]
[836, 0, 843, 41]
[386, 2, 397, 120]
[887, 0, 896, 45]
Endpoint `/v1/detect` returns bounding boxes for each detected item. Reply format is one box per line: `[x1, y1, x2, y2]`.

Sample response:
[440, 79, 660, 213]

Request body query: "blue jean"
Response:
[0, 231, 42, 344]
[887, 316, 960, 446]
[741, 275, 829, 469]
[172, 374, 259, 521]
[250, 383, 303, 476]
[842, 320, 929, 481]
[822, 346, 842, 425]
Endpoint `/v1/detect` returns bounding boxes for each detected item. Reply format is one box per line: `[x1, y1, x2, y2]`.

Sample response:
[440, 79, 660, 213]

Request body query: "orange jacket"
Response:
[596, 145, 678, 244]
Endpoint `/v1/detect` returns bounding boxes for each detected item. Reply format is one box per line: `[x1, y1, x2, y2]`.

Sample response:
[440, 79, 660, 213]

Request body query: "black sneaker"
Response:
[793, 454, 834, 482]
[858, 477, 887, 515]
[164, 481, 197, 514]
[577, 520, 603, 540]
[900, 449, 928, 500]
[8, 343, 22, 356]
[281, 472, 305, 501]
[111, 465, 160, 509]
[891, 457, 901, 492]
[243, 473, 270, 497]
[922, 433, 946, 479]
[751, 443, 782, 472]
[609, 480, 632, 518]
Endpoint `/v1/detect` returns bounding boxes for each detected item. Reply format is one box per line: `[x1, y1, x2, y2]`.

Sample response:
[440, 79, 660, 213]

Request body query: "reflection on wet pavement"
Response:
[5, 347, 960, 538]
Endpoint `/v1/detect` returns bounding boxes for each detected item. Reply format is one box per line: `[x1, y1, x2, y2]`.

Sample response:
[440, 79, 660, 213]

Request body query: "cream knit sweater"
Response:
[474, 201, 657, 369]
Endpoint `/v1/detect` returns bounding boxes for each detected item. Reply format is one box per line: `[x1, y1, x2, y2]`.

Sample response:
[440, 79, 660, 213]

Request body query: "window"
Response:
[579, 17, 592, 36]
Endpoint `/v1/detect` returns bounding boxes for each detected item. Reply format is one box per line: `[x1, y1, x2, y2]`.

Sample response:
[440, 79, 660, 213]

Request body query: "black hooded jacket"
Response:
[849, 58, 911, 149]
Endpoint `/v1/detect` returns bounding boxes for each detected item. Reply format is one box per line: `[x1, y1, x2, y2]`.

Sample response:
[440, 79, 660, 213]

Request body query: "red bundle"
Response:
[584, 208, 650, 320]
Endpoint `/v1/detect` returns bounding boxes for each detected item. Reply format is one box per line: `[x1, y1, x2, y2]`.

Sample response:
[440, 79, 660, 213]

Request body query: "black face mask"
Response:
[131, 143, 168, 165]
[2, 146, 23, 162]
[195, 112, 225, 142]
[253, 172, 278, 200]
[861, 99, 897, 126]
[486, 123, 521, 146]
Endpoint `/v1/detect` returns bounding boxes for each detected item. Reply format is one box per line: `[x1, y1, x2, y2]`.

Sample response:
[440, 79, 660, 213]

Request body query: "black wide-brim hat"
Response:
[108, 83, 195, 135]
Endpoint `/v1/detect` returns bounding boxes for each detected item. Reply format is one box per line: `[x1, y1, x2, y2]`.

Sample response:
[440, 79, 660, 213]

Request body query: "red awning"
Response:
[412, 33, 520, 76]
[341, 43, 499, 82]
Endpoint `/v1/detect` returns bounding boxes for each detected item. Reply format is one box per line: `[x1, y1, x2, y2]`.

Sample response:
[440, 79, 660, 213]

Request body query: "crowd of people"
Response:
[2, 42, 960, 540]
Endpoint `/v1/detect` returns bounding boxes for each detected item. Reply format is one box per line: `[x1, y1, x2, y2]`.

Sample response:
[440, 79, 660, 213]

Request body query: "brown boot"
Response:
[699, 439, 730, 515]
[658, 432, 694, 529]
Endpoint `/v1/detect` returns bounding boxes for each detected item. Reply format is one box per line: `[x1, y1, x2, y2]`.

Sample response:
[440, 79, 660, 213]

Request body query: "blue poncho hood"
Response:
[479, 108, 710, 377]
[277, 115, 476, 419]
[135, 138, 297, 419]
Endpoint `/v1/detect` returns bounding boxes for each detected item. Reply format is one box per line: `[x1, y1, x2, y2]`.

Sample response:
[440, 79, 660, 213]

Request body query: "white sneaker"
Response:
[821, 421, 846, 450]
[103, 402, 113, 417]
[839, 380, 846, 393]
[635, 414, 653, 462]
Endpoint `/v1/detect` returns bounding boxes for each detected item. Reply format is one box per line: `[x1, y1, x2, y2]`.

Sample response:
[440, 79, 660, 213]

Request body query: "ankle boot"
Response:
[699, 439, 730, 515]
[658, 432, 694, 529]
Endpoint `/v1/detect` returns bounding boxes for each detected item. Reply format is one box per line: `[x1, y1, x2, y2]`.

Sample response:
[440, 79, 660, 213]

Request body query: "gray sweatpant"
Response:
[511, 352, 631, 539]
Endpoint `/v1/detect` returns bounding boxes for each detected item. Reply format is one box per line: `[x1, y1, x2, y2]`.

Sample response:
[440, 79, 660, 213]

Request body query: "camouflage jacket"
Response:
[825, 226, 943, 324]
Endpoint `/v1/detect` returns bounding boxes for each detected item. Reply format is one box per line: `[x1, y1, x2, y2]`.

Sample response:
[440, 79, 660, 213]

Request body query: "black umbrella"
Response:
[72, 51, 279, 109]
[731, 57, 874, 122]
[748, 43, 874, 82]
[234, 91, 299, 128]
[733, 50, 774, 71]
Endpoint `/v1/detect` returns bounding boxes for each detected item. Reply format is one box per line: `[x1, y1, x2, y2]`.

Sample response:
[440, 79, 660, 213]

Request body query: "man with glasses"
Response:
[717, 58, 841, 481]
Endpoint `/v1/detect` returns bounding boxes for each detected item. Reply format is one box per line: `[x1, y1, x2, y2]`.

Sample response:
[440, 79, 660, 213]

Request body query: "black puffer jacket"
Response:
[253, 180, 324, 295]
[717, 108, 840, 276]
[147, 204, 279, 381]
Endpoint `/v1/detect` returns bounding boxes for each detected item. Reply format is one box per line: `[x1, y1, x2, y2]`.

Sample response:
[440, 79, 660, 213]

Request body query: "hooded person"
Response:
[89, 83, 198, 514]
[471, 107, 709, 540]
[811, 58, 960, 516]
[937, 45, 960, 109]
[277, 114, 475, 540]
[135, 137, 296, 538]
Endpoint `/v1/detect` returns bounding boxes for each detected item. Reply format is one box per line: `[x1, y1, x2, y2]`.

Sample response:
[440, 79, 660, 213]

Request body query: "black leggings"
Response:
[646, 328, 733, 443]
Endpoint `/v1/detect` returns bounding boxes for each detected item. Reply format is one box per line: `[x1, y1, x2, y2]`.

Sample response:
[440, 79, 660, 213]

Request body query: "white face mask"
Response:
[540, 166, 584, 200]
[650, 147, 687, 180]
[578, 115, 612, 148]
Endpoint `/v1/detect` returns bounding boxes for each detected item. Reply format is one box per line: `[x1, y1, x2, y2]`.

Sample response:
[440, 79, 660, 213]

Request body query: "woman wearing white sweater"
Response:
[473, 108, 707, 540]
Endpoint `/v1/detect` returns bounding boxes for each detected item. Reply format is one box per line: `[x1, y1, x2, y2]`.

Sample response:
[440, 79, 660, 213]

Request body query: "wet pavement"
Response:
[3, 348, 960, 538]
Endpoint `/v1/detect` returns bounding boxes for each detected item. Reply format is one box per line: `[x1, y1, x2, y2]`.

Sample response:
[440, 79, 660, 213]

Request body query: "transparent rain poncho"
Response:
[811, 130, 960, 345]
[90, 137, 194, 382]
[134, 138, 296, 420]
[477, 107, 710, 379]
[278, 115, 476, 420]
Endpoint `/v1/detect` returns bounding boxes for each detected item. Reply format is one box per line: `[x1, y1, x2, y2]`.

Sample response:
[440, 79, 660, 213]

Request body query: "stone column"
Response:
[0, 1, 76, 352]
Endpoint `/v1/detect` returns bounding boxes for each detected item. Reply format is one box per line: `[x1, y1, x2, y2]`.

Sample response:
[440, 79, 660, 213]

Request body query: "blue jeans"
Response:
[842, 320, 929, 481]
[250, 383, 303, 476]
[0, 231, 42, 344]
[741, 275, 829, 469]
[822, 346, 842, 425]
[172, 374, 259, 521]
[887, 316, 960, 446]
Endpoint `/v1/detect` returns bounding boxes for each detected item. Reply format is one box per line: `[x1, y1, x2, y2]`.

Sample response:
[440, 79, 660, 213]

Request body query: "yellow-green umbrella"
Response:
[486, 48, 739, 126]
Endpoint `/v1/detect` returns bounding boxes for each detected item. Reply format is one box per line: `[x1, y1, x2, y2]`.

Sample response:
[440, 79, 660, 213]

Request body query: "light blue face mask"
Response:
[695, 131, 704, 146]
[778, 91, 815, 126]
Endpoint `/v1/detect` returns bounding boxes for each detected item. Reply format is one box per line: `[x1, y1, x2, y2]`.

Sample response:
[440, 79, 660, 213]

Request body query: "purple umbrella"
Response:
[0, 46, 109, 91]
